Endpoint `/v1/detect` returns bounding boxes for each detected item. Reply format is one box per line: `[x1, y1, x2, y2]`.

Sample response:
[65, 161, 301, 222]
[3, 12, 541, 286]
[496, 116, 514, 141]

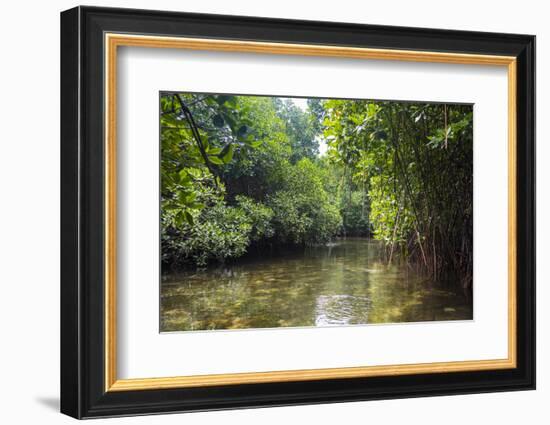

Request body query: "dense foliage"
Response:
[323, 100, 473, 285]
[160, 93, 472, 288]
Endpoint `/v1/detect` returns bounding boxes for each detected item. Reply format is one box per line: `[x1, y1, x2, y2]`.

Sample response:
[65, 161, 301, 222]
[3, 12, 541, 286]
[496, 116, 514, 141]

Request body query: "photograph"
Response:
[52, 3, 539, 419]
[57, 5, 536, 419]
[160, 92, 474, 332]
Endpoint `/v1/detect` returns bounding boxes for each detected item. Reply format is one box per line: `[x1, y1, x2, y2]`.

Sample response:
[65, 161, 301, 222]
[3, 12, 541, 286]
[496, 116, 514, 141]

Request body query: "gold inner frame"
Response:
[104, 33, 517, 392]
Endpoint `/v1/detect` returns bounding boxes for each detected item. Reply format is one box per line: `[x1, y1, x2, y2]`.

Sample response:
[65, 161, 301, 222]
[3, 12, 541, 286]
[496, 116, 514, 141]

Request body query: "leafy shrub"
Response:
[162, 202, 249, 268]
[235, 195, 274, 242]
[268, 159, 342, 245]
[162, 194, 275, 268]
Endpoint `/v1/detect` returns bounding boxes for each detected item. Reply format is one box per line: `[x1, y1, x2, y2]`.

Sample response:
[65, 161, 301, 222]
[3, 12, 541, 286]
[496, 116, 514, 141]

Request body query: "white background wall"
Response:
[0, 0, 545, 423]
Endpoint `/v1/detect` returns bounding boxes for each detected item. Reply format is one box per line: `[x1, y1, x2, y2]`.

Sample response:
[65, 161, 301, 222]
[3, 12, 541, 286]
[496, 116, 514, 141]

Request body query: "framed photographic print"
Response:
[60, 6, 535, 419]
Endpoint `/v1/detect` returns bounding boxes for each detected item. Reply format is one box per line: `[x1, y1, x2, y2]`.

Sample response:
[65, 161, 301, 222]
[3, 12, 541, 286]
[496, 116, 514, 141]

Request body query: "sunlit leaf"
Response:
[248, 140, 262, 148]
[208, 155, 224, 165]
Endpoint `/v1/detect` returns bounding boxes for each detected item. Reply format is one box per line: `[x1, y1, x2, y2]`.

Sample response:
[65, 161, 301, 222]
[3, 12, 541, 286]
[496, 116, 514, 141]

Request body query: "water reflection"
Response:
[161, 238, 472, 332]
[315, 295, 371, 326]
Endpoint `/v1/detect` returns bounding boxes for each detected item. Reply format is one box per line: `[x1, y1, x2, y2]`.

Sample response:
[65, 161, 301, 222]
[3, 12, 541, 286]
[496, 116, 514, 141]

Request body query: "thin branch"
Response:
[173, 94, 219, 183]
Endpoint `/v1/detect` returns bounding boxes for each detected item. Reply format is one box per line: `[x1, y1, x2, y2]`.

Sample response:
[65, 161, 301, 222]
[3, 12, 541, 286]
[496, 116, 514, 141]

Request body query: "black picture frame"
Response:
[61, 5, 535, 419]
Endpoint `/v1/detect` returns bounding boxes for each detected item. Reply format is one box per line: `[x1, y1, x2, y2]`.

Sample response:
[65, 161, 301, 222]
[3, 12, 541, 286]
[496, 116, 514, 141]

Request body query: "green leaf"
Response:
[248, 140, 263, 148]
[179, 191, 196, 203]
[184, 211, 194, 225]
[208, 155, 224, 165]
[188, 202, 205, 210]
[207, 147, 223, 155]
[178, 169, 191, 184]
[220, 144, 235, 163]
[201, 134, 210, 150]
[175, 212, 185, 227]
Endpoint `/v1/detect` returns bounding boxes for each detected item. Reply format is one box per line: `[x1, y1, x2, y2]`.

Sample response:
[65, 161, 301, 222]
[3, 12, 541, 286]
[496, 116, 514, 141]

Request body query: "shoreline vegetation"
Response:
[160, 93, 473, 289]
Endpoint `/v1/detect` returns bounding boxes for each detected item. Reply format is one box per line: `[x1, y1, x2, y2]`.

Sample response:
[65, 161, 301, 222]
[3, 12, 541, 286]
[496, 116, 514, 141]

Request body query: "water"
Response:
[161, 238, 472, 332]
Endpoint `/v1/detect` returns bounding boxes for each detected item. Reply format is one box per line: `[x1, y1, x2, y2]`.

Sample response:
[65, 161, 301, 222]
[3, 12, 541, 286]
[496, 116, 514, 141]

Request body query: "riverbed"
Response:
[160, 238, 472, 332]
